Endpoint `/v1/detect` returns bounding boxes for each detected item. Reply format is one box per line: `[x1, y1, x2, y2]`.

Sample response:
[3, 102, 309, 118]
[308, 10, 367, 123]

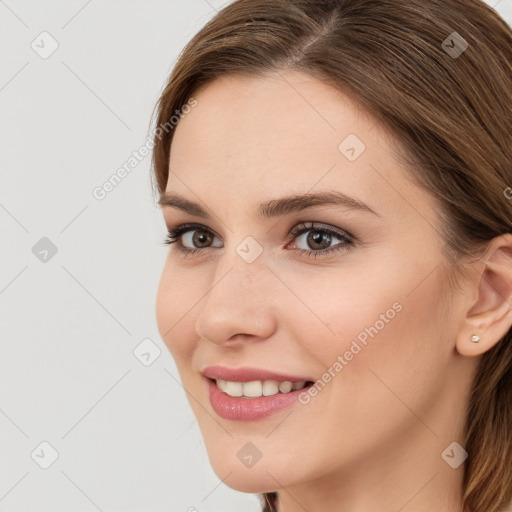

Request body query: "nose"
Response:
[194, 243, 277, 346]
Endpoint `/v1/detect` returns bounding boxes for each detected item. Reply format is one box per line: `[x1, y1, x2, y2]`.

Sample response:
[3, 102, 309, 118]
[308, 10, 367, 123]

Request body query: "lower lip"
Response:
[207, 378, 308, 421]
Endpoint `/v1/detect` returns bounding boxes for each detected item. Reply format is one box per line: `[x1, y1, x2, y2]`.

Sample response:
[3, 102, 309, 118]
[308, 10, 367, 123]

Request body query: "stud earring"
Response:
[471, 334, 480, 343]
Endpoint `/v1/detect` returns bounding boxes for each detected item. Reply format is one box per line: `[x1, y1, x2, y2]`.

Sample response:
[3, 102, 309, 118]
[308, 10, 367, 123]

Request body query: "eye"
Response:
[286, 221, 355, 258]
[162, 221, 355, 258]
[163, 223, 221, 254]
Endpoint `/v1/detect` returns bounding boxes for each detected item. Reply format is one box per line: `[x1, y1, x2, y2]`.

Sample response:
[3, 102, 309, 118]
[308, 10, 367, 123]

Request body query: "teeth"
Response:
[216, 379, 308, 398]
[225, 381, 243, 397]
[278, 381, 293, 393]
[262, 380, 279, 396]
[242, 381, 262, 397]
[292, 380, 306, 390]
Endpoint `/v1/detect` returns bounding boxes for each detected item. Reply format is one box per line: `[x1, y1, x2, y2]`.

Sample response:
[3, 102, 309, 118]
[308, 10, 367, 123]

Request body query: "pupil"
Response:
[308, 231, 330, 249]
[194, 231, 210, 247]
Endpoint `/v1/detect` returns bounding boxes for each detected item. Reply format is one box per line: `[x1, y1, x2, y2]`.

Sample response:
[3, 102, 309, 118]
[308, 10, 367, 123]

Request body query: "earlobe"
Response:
[455, 234, 512, 357]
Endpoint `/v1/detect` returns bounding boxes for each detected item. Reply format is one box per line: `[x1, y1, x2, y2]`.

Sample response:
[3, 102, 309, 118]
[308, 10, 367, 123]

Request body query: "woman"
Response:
[151, 1, 512, 510]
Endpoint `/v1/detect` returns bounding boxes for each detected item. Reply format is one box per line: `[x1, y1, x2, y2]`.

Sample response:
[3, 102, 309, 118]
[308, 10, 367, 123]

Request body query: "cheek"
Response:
[155, 263, 201, 363]
[327, 269, 449, 419]
[277, 262, 406, 364]
[294, 256, 450, 414]
[268, 265, 450, 472]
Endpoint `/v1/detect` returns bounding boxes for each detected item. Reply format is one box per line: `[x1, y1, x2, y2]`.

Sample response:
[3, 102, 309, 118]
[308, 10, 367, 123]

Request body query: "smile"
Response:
[204, 378, 314, 421]
[215, 378, 309, 397]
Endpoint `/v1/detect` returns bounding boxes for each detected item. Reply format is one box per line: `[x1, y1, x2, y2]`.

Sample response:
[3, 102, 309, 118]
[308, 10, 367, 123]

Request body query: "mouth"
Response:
[209, 377, 314, 398]
[201, 367, 316, 421]
[206, 377, 315, 421]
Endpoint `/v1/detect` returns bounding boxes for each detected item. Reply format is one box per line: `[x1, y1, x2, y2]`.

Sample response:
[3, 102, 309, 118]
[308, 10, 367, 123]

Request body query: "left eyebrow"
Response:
[158, 190, 380, 218]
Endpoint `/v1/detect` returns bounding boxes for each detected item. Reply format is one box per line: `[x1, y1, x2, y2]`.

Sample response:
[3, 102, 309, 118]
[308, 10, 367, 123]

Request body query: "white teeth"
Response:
[216, 379, 308, 398]
[262, 380, 279, 396]
[278, 381, 293, 393]
[242, 381, 262, 397]
[225, 381, 243, 397]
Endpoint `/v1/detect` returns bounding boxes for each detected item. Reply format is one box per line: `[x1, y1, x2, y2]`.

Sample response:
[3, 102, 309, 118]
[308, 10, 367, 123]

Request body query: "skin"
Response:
[155, 70, 512, 512]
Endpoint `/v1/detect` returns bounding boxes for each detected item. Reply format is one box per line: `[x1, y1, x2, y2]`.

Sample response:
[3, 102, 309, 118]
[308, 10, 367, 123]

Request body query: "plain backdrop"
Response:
[1, 1, 511, 511]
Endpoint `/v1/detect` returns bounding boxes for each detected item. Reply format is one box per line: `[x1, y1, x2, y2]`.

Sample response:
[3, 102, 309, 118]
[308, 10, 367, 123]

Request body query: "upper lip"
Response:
[201, 365, 312, 383]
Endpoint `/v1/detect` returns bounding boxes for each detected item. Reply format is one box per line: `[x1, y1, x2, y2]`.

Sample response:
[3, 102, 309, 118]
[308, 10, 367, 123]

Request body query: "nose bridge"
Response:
[213, 234, 269, 299]
[195, 237, 275, 343]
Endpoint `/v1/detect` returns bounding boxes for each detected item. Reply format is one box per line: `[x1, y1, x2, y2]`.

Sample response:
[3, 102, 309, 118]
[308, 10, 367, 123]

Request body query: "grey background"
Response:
[1, 1, 511, 511]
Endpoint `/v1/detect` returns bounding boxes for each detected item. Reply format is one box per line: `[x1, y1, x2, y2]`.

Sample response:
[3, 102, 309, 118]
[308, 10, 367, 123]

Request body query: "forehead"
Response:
[170, 71, 380, 174]
[166, 71, 432, 222]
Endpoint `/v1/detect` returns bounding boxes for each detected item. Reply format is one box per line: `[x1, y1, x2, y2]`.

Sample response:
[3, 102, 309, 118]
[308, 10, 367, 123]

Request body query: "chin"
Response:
[202, 440, 306, 494]
[210, 462, 284, 494]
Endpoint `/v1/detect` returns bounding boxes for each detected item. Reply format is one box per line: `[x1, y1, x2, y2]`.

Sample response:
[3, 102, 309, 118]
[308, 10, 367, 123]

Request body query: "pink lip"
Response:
[201, 365, 311, 383]
[201, 366, 314, 421]
[206, 377, 310, 421]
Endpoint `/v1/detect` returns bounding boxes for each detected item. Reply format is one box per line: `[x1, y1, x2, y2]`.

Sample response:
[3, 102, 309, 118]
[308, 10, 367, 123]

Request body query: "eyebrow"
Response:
[158, 190, 380, 218]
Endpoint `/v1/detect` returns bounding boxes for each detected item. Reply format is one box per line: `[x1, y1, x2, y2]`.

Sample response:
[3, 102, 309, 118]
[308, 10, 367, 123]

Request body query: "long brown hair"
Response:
[150, 1, 512, 510]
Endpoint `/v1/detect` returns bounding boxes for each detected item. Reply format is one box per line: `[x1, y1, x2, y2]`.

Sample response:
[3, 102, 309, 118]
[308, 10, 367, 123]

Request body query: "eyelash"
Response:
[162, 221, 355, 259]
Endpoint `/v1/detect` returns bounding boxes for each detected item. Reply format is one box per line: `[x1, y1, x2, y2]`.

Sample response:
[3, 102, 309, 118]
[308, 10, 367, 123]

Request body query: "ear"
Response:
[456, 233, 512, 357]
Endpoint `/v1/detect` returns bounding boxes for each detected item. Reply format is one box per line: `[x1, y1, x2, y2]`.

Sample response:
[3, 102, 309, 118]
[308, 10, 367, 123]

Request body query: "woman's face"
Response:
[155, 71, 473, 494]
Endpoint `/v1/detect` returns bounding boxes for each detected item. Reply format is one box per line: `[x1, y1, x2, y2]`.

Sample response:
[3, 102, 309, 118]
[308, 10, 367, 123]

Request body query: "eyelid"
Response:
[165, 221, 353, 240]
[287, 221, 354, 243]
[165, 222, 220, 241]
[163, 220, 356, 258]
